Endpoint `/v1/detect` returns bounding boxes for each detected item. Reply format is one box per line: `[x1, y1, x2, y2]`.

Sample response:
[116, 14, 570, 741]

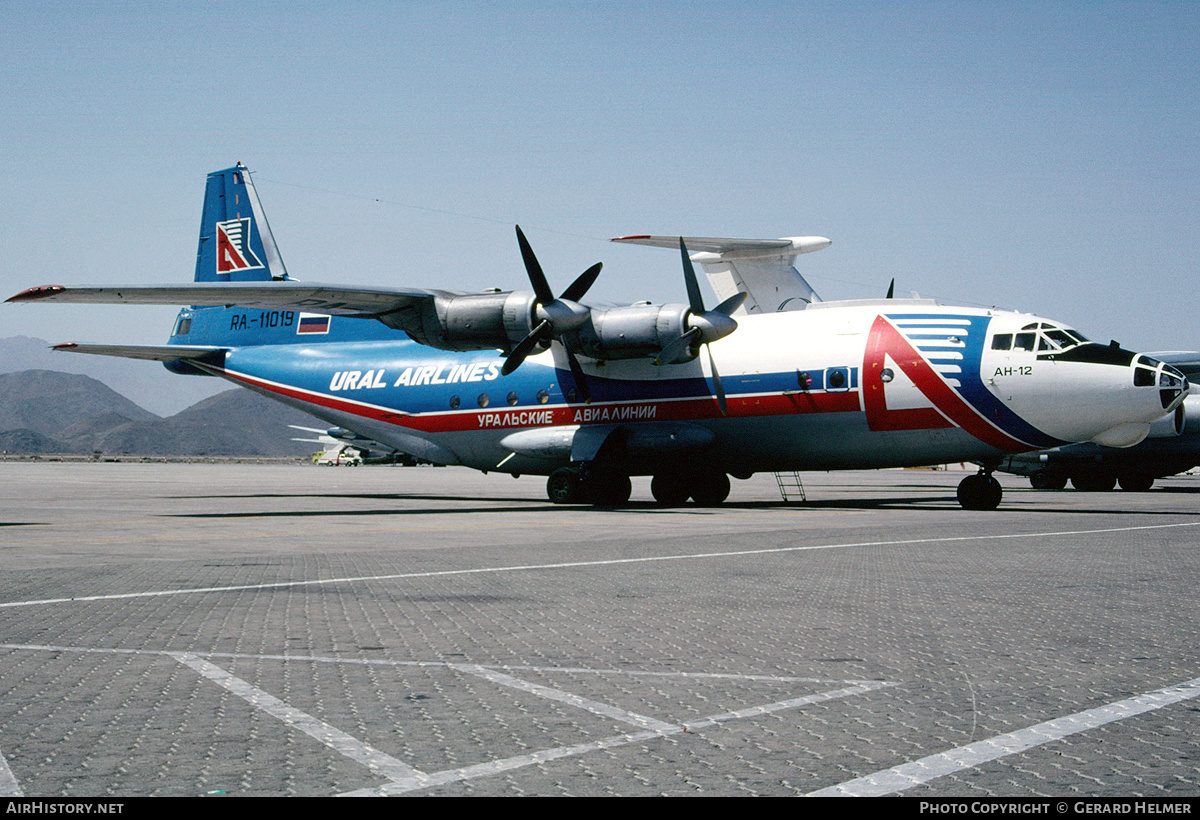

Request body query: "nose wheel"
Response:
[957, 470, 1003, 510]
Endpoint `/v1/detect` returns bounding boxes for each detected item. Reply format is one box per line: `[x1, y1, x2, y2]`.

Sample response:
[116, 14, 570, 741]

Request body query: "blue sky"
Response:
[3, 0, 1198, 363]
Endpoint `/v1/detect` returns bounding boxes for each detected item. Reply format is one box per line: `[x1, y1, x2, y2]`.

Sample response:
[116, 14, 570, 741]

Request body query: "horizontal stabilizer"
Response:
[51, 343, 226, 364]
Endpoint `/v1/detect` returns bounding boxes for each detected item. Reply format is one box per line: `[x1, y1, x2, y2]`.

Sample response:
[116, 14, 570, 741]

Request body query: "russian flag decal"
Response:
[297, 313, 331, 335]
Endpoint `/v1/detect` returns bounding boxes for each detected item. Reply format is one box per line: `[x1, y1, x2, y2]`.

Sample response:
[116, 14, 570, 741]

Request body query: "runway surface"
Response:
[0, 461, 1197, 797]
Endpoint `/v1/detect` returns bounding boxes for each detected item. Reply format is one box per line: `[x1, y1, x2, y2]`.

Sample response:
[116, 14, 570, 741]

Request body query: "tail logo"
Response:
[215, 218, 264, 273]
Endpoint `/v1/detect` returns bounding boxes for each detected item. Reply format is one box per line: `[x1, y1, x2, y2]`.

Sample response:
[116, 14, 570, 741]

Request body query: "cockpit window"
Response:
[999, 324, 1086, 354]
[1045, 330, 1075, 348]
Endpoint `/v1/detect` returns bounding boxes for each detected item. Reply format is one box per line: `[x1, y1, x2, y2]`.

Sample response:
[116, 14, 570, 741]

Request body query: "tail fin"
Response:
[194, 163, 289, 283]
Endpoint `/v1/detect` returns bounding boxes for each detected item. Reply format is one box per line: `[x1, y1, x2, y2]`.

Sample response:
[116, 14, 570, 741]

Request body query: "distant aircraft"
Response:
[8, 164, 1189, 510]
[290, 424, 425, 466]
[993, 353, 1200, 491]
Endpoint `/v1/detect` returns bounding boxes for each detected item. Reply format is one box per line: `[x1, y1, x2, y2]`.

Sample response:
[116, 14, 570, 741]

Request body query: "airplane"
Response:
[290, 424, 428, 466]
[7, 163, 1189, 510]
[991, 352, 1200, 491]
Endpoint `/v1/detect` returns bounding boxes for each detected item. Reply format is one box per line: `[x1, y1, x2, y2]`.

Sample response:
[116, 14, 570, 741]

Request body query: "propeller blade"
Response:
[678, 237, 705, 315]
[713, 291, 747, 317]
[561, 262, 602, 303]
[653, 326, 701, 367]
[707, 344, 728, 416]
[562, 339, 591, 403]
[501, 319, 551, 376]
[515, 225, 554, 304]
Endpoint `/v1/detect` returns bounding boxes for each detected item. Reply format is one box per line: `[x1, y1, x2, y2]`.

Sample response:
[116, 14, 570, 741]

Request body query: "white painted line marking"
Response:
[3, 520, 1197, 610]
[808, 676, 1200, 796]
[343, 680, 895, 796]
[1, 642, 890, 796]
[0, 749, 22, 797]
[170, 652, 430, 787]
[451, 664, 677, 732]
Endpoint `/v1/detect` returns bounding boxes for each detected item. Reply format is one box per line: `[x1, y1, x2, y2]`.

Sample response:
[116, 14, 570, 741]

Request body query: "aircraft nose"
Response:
[1141, 358, 1189, 413]
[1086, 351, 1189, 448]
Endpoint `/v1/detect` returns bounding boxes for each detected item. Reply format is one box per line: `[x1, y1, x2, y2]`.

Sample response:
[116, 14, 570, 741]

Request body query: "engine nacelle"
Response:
[1147, 394, 1200, 437]
[571, 303, 692, 361]
[405, 290, 538, 352]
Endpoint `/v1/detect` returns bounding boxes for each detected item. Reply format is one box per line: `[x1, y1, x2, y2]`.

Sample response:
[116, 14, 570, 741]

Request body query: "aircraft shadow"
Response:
[158, 492, 1197, 519]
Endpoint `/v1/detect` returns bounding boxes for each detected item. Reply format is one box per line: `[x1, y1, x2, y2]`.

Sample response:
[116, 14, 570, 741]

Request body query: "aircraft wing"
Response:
[612, 234, 831, 315]
[7, 282, 445, 331]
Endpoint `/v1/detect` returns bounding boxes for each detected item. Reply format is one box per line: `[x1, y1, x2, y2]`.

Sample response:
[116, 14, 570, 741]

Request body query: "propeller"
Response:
[502, 226, 601, 402]
[652, 238, 747, 416]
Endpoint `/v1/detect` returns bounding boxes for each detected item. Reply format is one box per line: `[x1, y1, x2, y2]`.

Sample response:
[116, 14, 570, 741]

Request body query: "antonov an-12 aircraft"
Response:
[8, 164, 1189, 509]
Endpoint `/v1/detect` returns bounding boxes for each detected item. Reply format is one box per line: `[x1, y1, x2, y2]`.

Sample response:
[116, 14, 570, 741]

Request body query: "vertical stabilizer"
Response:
[194, 164, 289, 282]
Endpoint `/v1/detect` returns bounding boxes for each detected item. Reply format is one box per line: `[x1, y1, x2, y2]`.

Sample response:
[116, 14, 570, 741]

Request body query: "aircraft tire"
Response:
[546, 467, 584, 504]
[650, 473, 691, 507]
[583, 470, 632, 507]
[957, 473, 1002, 510]
[1030, 470, 1068, 490]
[690, 471, 731, 507]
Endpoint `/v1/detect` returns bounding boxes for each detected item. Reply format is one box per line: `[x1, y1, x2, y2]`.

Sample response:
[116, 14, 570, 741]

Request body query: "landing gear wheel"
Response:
[651, 473, 691, 507]
[957, 473, 1003, 510]
[1030, 470, 1068, 490]
[546, 467, 584, 504]
[690, 471, 731, 507]
[583, 469, 632, 507]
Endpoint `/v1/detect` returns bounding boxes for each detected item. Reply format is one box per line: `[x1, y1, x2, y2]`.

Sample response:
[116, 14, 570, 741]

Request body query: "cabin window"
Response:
[825, 367, 849, 392]
[449, 395, 460, 409]
[477, 393, 489, 407]
[507, 391, 519, 406]
[536, 389, 550, 404]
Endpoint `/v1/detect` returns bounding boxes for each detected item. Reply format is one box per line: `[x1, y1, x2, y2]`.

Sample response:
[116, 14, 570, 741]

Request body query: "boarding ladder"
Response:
[774, 471, 807, 502]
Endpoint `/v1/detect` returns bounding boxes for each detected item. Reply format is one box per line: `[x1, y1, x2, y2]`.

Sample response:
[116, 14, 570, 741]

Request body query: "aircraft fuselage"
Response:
[172, 298, 1181, 483]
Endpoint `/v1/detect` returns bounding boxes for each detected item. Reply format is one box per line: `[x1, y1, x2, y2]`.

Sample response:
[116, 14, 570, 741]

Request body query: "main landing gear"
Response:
[957, 468, 1003, 511]
[546, 465, 731, 507]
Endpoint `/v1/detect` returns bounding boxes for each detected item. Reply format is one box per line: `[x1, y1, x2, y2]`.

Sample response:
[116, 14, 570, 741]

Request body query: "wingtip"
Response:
[7, 285, 66, 302]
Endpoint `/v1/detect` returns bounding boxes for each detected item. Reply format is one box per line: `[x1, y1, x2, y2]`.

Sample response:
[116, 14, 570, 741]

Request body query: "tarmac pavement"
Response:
[0, 461, 1197, 797]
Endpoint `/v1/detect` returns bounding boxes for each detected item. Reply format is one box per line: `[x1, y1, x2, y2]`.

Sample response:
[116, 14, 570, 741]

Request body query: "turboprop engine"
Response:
[399, 229, 747, 409]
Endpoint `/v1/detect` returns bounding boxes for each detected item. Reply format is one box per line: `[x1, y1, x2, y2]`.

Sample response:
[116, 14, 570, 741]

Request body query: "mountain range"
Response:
[0, 369, 325, 457]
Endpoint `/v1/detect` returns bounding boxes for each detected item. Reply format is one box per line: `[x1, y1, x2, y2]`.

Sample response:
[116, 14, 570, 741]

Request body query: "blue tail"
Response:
[194, 164, 289, 283]
[168, 164, 397, 357]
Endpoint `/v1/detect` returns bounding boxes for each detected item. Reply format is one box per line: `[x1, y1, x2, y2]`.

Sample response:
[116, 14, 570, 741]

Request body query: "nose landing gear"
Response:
[957, 469, 1003, 510]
